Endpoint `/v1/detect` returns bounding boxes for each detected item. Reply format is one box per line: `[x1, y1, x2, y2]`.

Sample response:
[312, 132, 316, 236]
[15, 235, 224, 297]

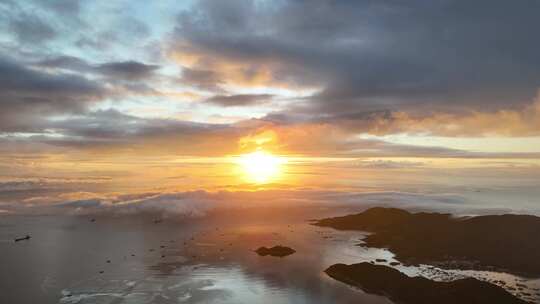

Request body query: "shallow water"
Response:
[1, 208, 539, 303]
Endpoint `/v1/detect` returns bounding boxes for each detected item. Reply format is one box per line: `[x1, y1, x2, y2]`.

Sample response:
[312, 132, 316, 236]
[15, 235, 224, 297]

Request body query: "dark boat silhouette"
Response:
[14, 235, 31, 242]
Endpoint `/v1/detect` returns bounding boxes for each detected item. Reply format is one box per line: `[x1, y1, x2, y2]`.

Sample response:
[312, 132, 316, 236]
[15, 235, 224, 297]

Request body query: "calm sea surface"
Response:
[1, 207, 539, 303]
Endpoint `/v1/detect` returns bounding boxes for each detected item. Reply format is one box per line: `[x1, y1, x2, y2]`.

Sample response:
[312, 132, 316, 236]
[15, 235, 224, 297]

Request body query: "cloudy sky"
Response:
[1, 0, 540, 212]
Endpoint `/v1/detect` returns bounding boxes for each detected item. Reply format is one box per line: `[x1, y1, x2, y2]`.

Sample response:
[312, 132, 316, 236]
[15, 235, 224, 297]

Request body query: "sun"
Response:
[236, 150, 286, 184]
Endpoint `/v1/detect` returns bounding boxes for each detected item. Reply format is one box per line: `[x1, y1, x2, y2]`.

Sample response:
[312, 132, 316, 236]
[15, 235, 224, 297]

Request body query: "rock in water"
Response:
[325, 263, 528, 304]
[255, 245, 296, 257]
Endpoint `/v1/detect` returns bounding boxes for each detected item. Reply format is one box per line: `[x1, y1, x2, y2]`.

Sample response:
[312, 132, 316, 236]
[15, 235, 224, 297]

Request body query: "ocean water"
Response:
[1, 206, 539, 304]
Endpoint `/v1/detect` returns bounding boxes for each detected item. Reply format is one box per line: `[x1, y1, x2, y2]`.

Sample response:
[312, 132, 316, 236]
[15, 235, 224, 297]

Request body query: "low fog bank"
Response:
[2, 188, 539, 219]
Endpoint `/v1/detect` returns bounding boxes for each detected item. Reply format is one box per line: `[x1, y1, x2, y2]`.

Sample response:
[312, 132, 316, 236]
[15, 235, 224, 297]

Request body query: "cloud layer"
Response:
[5, 187, 540, 218]
[1, 0, 540, 160]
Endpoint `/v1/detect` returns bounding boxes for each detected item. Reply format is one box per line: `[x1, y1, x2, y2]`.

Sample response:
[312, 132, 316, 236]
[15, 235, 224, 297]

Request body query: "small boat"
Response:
[14, 235, 31, 242]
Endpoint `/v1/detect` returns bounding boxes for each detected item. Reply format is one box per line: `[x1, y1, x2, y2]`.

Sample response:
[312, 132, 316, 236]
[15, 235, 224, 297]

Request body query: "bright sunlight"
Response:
[236, 150, 287, 184]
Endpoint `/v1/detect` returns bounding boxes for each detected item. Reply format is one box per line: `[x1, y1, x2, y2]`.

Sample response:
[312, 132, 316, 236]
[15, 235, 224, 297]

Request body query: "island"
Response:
[315, 207, 540, 276]
[325, 263, 529, 304]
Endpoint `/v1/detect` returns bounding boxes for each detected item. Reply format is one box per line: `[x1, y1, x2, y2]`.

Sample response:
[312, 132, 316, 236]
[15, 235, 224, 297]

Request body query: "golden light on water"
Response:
[236, 150, 287, 184]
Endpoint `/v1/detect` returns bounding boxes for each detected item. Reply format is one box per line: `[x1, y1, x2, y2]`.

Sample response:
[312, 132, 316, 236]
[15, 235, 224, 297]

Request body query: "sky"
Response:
[1, 0, 540, 214]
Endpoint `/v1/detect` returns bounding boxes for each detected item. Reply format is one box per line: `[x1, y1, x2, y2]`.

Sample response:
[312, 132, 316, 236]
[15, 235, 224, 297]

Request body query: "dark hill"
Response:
[325, 263, 529, 304]
[316, 207, 540, 275]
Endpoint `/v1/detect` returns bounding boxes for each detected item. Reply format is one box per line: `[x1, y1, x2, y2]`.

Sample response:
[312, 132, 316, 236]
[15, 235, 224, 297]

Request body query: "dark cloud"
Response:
[36, 55, 91, 71]
[205, 94, 274, 107]
[32, 56, 163, 98]
[96, 60, 160, 80]
[8, 109, 247, 156]
[36, 56, 160, 80]
[0, 56, 106, 132]
[174, 0, 540, 116]
[178, 67, 224, 92]
[8, 12, 57, 44]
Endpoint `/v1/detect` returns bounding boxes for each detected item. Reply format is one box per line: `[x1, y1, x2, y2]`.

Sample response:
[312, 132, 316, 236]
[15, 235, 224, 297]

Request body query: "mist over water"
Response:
[2, 160, 540, 217]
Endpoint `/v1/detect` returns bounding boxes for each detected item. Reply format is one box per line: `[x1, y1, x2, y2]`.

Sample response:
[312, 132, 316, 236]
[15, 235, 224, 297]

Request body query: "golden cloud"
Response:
[381, 93, 540, 137]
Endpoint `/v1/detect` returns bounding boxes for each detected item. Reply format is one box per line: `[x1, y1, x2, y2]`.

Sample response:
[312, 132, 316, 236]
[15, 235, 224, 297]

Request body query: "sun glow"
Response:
[236, 150, 286, 184]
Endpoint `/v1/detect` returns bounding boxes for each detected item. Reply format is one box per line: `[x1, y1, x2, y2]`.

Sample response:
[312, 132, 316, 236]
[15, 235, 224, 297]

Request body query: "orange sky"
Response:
[1, 1, 540, 213]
